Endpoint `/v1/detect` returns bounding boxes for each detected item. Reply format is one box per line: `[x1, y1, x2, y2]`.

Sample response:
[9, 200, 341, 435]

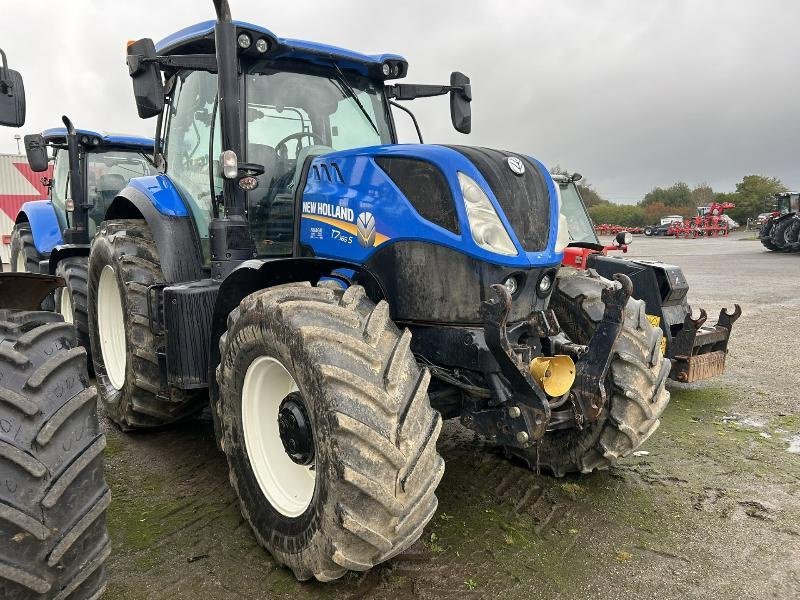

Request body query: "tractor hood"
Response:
[298, 143, 564, 269]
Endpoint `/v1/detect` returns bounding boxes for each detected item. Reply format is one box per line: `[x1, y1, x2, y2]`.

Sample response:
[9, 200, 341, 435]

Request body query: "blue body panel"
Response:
[156, 21, 405, 76]
[18, 200, 62, 254]
[126, 175, 190, 218]
[299, 144, 563, 269]
[41, 127, 153, 150]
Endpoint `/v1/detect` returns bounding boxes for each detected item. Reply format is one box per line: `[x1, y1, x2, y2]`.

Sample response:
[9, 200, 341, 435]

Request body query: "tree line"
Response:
[552, 167, 788, 227]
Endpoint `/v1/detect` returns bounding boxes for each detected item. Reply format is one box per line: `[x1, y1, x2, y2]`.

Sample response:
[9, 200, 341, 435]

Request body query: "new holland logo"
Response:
[356, 211, 377, 248]
[506, 156, 525, 176]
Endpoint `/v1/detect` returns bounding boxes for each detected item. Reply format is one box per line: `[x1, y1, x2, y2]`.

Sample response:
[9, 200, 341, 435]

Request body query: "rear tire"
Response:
[770, 218, 793, 251]
[643, 226, 653, 236]
[216, 283, 444, 581]
[54, 257, 93, 375]
[785, 218, 800, 252]
[509, 269, 671, 477]
[88, 219, 205, 429]
[0, 310, 110, 599]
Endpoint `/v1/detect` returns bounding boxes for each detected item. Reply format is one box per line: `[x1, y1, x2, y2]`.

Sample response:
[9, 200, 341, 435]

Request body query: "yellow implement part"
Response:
[529, 355, 576, 397]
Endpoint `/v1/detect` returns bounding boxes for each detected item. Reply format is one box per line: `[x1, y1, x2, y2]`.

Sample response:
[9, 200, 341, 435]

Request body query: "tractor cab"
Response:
[13, 121, 155, 278]
[128, 19, 471, 272]
[774, 192, 799, 215]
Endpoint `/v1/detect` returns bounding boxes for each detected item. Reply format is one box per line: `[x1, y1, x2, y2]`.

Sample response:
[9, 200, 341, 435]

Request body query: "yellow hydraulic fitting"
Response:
[529, 355, 576, 397]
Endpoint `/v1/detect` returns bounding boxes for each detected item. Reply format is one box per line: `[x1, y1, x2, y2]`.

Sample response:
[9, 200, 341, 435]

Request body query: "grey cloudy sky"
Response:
[1, 0, 797, 202]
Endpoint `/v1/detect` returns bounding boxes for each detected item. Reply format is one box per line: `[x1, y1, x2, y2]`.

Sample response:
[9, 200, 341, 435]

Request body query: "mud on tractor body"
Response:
[557, 175, 740, 383]
[760, 192, 800, 252]
[79, 0, 670, 581]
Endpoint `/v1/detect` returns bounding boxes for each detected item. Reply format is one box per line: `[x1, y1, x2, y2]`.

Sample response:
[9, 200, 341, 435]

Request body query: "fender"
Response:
[105, 177, 204, 283]
[205, 257, 386, 438]
[15, 200, 62, 255]
[47, 243, 90, 274]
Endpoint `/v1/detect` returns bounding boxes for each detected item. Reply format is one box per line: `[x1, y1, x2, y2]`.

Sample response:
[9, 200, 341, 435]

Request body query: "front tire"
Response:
[54, 257, 93, 374]
[759, 218, 779, 251]
[509, 269, 671, 477]
[0, 310, 110, 599]
[217, 283, 444, 581]
[87, 219, 205, 429]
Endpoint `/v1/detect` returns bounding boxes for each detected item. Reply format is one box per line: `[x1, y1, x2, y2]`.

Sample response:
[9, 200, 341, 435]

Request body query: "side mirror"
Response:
[450, 71, 471, 134]
[24, 134, 49, 172]
[0, 49, 26, 127]
[127, 38, 164, 119]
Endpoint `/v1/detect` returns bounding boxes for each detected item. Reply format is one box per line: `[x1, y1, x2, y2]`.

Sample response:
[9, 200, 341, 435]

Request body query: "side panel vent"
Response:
[375, 157, 459, 234]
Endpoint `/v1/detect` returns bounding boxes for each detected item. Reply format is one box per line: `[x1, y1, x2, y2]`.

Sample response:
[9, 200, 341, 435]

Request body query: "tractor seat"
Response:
[97, 173, 127, 194]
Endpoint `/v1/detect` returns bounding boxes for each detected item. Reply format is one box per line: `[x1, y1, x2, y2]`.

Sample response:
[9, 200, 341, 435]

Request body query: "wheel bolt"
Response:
[516, 431, 529, 444]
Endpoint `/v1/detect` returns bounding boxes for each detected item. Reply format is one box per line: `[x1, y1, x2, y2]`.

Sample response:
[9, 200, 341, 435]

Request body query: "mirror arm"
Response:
[127, 53, 218, 77]
[385, 83, 471, 102]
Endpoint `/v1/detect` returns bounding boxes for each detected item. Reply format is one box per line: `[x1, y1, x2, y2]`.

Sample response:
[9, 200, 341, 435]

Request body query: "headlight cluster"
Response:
[458, 172, 518, 256]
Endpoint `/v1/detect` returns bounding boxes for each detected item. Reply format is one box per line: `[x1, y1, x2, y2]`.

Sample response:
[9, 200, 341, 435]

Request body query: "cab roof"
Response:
[155, 20, 407, 78]
[41, 127, 154, 151]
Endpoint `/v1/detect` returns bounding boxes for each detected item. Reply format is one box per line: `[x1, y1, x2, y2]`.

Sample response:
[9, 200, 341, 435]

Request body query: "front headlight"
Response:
[458, 172, 518, 256]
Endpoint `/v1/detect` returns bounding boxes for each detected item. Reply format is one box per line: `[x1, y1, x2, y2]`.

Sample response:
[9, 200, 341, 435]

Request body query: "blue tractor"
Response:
[87, 0, 670, 580]
[13, 120, 155, 359]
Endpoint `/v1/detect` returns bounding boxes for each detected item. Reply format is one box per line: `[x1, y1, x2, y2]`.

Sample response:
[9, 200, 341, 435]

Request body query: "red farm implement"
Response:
[595, 224, 643, 235]
[667, 202, 735, 238]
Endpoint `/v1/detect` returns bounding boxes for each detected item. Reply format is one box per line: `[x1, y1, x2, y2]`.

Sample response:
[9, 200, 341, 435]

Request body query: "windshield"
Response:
[86, 149, 156, 235]
[244, 66, 393, 256]
[559, 181, 599, 244]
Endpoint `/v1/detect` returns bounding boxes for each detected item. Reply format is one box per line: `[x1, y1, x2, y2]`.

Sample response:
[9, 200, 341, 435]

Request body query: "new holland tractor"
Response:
[556, 174, 740, 383]
[87, 0, 670, 581]
[759, 192, 800, 252]
[0, 48, 110, 599]
[12, 119, 155, 362]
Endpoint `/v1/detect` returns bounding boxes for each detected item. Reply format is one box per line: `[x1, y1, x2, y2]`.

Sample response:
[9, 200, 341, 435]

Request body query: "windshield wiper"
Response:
[330, 63, 380, 137]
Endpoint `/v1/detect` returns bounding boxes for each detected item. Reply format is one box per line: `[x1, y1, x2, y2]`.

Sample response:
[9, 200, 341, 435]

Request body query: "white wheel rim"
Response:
[97, 265, 127, 390]
[242, 356, 316, 518]
[59, 288, 74, 324]
[15, 251, 25, 273]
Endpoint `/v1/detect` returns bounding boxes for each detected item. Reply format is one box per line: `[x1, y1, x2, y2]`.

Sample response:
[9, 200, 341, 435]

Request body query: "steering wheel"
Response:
[275, 131, 327, 160]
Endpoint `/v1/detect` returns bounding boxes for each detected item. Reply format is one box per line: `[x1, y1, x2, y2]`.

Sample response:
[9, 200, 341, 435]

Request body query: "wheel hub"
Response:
[278, 393, 314, 466]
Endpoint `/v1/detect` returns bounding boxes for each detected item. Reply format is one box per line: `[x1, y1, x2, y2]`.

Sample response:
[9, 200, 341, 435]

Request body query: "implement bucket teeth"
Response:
[669, 304, 741, 383]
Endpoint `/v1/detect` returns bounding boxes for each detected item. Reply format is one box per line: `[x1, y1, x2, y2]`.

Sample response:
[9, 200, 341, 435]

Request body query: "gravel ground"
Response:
[99, 232, 800, 599]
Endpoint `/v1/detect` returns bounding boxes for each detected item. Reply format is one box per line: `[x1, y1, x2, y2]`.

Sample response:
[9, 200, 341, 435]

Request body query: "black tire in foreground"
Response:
[0, 310, 110, 599]
[509, 269, 671, 477]
[54, 257, 93, 374]
[87, 219, 205, 429]
[217, 283, 444, 581]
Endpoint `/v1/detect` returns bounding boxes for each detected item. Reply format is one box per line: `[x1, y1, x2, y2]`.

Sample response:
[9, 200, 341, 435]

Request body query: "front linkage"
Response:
[467, 273, 634, 448]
